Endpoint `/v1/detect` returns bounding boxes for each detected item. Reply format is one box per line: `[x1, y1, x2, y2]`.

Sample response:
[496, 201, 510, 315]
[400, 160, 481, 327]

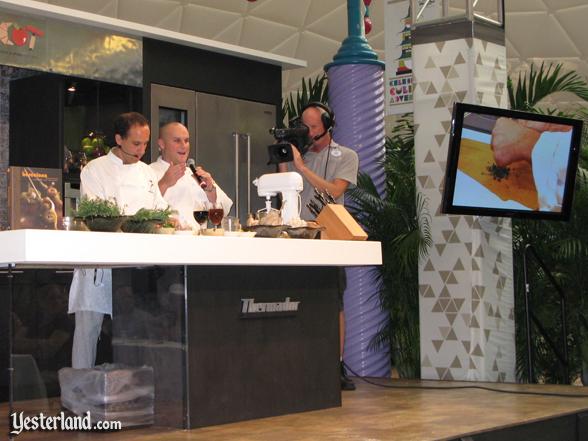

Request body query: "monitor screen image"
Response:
[441, 103, 583, 221]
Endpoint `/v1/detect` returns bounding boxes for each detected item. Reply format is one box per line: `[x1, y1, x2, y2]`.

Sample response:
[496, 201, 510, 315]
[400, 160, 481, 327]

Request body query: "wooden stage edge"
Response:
[2, 378, 588, 441]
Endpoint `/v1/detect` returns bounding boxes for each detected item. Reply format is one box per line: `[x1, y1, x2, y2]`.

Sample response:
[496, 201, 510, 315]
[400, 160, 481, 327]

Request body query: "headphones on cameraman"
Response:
[301, 101, 335, 133]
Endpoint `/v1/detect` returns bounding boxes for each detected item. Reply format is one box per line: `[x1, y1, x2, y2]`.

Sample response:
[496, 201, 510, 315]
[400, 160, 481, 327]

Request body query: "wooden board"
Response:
[316, 204, 368, 241]
[457, 138, 539, 210]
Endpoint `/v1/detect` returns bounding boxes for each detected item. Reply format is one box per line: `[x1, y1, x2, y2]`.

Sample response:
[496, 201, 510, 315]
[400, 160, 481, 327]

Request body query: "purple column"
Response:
[328, 63, 388, 377]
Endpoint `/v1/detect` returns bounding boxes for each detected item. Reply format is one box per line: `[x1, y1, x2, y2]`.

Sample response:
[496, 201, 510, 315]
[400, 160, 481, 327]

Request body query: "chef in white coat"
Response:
[150, 122, 232, 229]
[69, 112, 167, 369]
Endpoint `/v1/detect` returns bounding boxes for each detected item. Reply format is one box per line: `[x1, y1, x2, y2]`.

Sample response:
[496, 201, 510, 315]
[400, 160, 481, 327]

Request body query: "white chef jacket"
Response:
[150, 157, 233, 229]
[68, 151, 168, 316]
[531, 131, 571, 212]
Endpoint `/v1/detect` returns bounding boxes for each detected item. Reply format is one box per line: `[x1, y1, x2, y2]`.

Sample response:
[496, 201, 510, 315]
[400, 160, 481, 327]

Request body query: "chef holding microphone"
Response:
[150, 121, 232, 230]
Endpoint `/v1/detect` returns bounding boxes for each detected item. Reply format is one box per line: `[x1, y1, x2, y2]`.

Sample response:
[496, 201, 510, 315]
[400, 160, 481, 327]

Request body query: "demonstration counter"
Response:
[0, 229, 382, 428]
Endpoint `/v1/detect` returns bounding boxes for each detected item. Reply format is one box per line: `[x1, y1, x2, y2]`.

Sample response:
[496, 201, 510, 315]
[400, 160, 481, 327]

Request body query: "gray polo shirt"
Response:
[289, 141, 358, 220]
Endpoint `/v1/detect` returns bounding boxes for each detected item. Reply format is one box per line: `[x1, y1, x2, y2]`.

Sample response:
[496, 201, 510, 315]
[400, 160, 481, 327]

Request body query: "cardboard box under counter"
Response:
[315, 204, 368, 241]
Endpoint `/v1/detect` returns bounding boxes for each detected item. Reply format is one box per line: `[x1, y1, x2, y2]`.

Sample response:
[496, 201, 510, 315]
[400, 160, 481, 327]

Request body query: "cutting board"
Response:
[457, 138, 539, 210]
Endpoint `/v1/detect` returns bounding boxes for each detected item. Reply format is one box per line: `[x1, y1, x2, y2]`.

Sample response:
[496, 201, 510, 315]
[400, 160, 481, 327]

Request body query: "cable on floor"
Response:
[343, 361, 588, 399]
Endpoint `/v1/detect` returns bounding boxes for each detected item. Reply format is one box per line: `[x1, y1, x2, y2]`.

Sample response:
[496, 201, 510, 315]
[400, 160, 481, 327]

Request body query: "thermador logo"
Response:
[240, 297, 300, 317]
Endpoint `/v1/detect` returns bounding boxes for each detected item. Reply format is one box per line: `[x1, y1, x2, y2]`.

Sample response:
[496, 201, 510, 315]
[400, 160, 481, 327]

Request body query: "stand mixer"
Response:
[253, 172, 303, 225]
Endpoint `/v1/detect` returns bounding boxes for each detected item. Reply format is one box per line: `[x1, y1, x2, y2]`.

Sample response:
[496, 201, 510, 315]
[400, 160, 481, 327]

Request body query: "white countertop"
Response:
[0, 230, 382, 268]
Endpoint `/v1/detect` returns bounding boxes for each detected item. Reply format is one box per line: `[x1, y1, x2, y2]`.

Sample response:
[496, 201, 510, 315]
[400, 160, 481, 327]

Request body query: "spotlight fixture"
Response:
[67, 83, 76, 92]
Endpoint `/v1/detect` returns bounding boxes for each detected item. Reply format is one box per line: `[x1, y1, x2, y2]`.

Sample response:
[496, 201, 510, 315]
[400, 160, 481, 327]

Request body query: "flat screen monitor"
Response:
[441, 103, 583, 221]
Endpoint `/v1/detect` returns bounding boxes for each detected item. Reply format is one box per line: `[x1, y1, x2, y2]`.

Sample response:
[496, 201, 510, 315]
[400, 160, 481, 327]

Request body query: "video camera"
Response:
[267, 119, 310, 165]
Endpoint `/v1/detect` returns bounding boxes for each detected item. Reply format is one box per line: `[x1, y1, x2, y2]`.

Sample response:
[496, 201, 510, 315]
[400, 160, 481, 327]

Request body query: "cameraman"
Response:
[278, 103, 358, 220]
[278, 102, 358, 391]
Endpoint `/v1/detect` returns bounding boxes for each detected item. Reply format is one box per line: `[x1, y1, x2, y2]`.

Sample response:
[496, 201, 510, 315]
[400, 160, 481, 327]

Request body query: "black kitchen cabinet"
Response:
[9, 73, 141, 172]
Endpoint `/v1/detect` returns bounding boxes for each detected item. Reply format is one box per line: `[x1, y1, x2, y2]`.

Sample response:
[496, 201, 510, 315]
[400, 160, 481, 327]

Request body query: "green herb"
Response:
[127, 207, 175, 223]
[75, 197, 122, 218]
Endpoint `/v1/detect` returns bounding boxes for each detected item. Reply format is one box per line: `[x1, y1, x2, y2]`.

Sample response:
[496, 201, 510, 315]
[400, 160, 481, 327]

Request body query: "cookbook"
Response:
[8, 166, 63, 230]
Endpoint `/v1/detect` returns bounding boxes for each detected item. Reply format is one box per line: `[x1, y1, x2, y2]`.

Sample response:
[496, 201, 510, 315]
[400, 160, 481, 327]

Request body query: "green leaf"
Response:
[281, 74, 329, 125]
[509, 62, 588, 383]
[76, 197, 122, 218]
[508, 62, 588, 112]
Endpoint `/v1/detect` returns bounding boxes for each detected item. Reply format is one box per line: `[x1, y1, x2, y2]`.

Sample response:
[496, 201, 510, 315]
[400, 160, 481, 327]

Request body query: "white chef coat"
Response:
[68, 151, 168, 316]
[531, 131, 571, 212]
[150, 157, 233, 229]
[81, 151, 167, 215]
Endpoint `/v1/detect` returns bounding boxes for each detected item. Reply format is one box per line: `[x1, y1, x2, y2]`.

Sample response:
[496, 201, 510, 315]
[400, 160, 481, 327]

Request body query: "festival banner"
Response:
[384, 0, 442, 115]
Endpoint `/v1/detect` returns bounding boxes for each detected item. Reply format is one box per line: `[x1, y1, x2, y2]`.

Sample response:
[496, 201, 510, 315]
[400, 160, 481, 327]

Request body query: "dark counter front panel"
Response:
[186, 265, 341, 428]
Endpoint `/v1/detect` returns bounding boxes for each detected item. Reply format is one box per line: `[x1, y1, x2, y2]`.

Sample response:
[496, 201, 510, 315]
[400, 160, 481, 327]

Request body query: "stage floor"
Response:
[3, 378, 588, 440]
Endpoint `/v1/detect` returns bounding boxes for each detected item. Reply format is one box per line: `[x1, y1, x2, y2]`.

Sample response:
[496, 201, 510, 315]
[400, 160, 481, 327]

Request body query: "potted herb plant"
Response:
[121, 207, 175, 234]
[75, 197, 125, 232]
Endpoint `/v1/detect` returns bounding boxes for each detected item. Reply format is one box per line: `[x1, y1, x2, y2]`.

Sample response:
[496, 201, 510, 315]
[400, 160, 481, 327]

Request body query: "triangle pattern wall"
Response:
[413, 37, 515, 382]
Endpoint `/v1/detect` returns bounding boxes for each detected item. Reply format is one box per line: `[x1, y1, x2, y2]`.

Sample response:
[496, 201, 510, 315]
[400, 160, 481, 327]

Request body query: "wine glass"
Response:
[193, 201, 209, 232]
[208, 202, 224, 230]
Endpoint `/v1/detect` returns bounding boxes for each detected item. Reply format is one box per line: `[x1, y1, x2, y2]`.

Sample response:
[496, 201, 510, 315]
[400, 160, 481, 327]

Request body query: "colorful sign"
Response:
[0, 22, 44, 50]
[0, 11, 141, 86]
[385, 0, 441, 115]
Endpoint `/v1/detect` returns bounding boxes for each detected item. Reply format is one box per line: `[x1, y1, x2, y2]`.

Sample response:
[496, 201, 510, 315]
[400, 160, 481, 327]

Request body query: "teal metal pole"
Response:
[327, 0, 383, 68]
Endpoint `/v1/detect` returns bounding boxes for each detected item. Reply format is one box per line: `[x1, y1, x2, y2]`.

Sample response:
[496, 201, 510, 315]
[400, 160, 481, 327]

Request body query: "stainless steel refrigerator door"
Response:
[195, 92, 276, 221]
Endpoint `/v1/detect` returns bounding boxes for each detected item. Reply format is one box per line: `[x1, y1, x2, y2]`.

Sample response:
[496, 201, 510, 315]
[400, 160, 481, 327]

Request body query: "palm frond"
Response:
[509, 62, 588, 111]
[281, 74, 328, 126]
[505, 62, 588, 384]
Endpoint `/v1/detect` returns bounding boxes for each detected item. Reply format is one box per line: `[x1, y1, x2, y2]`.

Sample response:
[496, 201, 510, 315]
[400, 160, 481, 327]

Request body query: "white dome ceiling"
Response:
[39, 0, 588, 107]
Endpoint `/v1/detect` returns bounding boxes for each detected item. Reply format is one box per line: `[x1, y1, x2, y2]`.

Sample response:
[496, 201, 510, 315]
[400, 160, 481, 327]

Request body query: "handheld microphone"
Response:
[186, 158, 207, 189]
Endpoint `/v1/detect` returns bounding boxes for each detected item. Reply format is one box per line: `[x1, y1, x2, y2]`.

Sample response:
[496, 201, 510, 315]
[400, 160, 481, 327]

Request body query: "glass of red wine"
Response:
[193, 201, 209, 232]
[208, 202, 224, 230]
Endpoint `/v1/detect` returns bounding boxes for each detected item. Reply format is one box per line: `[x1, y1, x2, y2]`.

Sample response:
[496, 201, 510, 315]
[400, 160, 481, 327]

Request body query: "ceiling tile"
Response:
[239, 17, 298, 52]
[368, 0, 384, 32]
[97, 0, 118, 18]
[28, 0, 588, 110]
[248, 0, 312, 28]
[212, 18, 244, 46]
[294, 32, 339, 71]
[270, 33, 301, 58]
[306, 0, 346, 25]
[506, 12, 580, 58]
[542, 0, 588, 10]
[180, 0, 248, 14]
[49, 0, 116, 14]
[117, 0, 183, 27]
[503, 0, 546, 13]
[554, 5, 588, 57]
[368, 30, 385, 53]
[306, 5, 347, 43]
[179, 4, 241, 39]
[155, 7, 183, 31]
[505, 38, 521, 59]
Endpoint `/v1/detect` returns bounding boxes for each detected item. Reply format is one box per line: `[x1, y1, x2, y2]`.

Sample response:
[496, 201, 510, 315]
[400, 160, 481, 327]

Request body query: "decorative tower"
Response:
[325, 0, 389, 377]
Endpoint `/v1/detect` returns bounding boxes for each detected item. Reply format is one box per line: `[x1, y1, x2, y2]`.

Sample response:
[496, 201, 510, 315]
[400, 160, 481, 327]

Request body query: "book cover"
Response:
[8, 166, 63, 230]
